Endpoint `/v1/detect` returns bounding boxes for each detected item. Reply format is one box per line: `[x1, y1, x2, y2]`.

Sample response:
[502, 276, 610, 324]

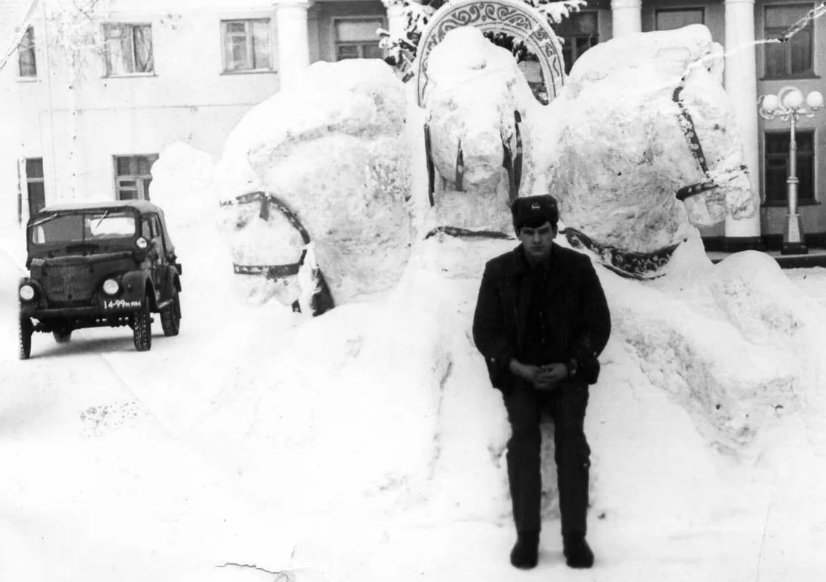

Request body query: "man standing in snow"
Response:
[472, 195, 611, 570]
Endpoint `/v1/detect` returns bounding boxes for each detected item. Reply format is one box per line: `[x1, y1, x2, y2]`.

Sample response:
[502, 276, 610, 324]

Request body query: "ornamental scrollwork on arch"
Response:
[416, 0, 565, 107]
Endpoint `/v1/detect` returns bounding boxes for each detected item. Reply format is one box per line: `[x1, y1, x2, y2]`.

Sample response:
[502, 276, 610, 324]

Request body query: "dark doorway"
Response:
[26, 158, 46, 217]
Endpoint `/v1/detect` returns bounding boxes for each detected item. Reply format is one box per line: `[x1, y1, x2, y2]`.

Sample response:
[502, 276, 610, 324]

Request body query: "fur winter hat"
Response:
[511, 195, 559, 231]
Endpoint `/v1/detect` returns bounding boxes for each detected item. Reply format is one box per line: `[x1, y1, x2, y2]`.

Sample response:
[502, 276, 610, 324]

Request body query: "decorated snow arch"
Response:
[415, 0, 567, 107]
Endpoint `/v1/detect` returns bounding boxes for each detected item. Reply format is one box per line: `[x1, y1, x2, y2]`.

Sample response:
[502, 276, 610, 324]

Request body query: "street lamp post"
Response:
[758, 86, 824, 255]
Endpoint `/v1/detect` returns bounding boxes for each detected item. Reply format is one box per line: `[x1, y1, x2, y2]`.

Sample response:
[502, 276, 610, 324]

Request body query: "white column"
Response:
[307, 3, 321, 63]
[385, 2, 407, 40]
[611, 0, 642, 38]
[275, 1, 312, 90]
[724, 0, 762, 242]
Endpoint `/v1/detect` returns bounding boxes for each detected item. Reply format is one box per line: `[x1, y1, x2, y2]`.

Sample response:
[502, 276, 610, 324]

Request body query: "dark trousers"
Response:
[504, 379, 591, 537]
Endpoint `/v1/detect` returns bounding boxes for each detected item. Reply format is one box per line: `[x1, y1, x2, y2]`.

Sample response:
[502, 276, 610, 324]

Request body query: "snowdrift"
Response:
[172, 23, 826, 579]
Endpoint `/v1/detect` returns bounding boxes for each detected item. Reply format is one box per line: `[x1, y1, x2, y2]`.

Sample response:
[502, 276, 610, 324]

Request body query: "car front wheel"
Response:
[161, 288, 181, 337]
[133, 298, 152, 352]
[19, 317, 33, 360]
[53, 328, 72, 343]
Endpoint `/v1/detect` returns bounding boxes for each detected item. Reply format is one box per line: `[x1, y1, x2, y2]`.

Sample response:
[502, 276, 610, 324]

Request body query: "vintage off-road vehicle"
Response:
[18, 200, 182, 359]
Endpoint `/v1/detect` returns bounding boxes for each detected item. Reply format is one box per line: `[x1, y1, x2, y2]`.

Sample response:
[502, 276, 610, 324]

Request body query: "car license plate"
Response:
[103, 299, 141, 309]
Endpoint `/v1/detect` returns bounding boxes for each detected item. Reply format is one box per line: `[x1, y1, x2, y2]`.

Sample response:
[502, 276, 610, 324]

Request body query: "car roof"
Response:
[38, 199, 162, 214]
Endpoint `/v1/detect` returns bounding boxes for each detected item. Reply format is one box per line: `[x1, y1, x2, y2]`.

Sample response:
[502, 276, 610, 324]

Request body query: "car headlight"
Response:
[136, 237, 148, 250]
[19, 284, 35, 302]
[102, 279, 120, 296]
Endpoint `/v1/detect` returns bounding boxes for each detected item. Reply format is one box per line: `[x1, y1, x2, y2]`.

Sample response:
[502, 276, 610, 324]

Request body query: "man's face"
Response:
[518, 221, 556, 263]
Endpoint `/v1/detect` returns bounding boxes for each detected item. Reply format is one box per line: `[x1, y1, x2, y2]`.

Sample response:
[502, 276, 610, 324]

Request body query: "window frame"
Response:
[762, 3, 816, 79]
[113, 154, 159, 201]
[103, 22, 155, 77]
[18, 26, 37, 78]
[762, 130, 817, 206]
[220, 18, 273, 73]
[552, 11, 599, 75]
[332, 16, 386, 62]
[654, 8, 706, 31]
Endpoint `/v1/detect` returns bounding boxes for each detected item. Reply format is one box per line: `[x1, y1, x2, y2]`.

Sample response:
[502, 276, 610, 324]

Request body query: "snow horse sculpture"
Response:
[416, 0, 565, 238]
[213, 0, 757, 310]
[415, 0, 755, 279]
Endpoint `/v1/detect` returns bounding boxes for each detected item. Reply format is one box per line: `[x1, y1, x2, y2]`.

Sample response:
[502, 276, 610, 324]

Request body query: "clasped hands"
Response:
[509, 359, 568, 391]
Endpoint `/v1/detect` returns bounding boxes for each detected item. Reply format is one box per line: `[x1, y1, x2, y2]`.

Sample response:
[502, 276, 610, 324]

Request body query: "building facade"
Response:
[1, 0, 824, 249]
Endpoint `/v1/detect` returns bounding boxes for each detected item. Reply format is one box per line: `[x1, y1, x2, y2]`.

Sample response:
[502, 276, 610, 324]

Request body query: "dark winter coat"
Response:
[472, 243, 611, 392]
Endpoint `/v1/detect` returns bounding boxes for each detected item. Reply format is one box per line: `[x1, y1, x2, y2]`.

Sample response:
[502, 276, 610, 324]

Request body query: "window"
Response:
[334, 19, 384, 61]
[104, 23, 154, 76]
[31, 211, 137, 245]
[114, 155, 158, 200]
[18, 27, 36, 77]
[26, 158, 46, 218]
[764, 131, 815, 203]
[222, 19, 271, 72]
[31, 215, 84, 245]
[764, 5, 814, 78]
[656, 9, 705, 31]
[552, 12, 599, 75]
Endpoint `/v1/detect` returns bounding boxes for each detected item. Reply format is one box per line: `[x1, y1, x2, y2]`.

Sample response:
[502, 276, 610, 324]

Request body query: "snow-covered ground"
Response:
[3, 24, 825, 581]
[3, 212, 826, 582]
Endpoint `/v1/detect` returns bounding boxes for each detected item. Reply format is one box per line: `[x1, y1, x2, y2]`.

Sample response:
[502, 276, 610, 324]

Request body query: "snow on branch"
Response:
[379, 0, 437, 81]
[526, 0, 587, 24]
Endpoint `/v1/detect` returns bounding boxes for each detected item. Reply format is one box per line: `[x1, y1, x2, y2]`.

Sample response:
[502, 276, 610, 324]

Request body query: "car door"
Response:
[149, 214, 172, 301]
[140, 215, 161, 299]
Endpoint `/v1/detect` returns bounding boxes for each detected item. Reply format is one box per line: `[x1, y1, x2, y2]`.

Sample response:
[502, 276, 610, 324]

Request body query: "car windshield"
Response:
[30, 211, 138, 245]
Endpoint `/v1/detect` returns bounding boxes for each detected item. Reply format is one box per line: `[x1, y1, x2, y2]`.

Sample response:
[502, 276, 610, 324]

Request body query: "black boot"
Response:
[510, 530, 539, 569]
[563, 532, 594, 569]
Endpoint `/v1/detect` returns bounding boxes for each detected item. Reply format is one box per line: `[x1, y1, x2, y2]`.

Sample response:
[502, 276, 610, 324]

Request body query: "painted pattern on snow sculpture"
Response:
[564, 227, 680, 280]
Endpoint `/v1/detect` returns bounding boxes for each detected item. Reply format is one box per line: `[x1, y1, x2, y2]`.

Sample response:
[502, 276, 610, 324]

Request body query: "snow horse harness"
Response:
[219, 191, 334, 315]
[672, 83, 747, 202]
[420, 88, 741, 278]
[566, 82, 749, 280]
[423, 110, 522, 242]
